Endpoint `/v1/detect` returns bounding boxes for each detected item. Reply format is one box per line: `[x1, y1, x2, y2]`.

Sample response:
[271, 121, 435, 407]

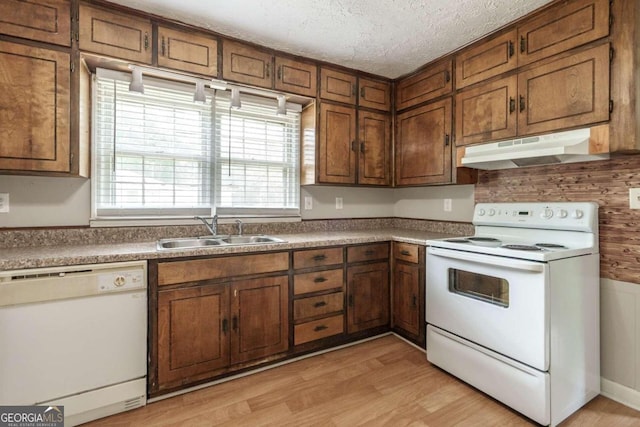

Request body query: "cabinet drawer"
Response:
[294, 314, 344, 345]
[294, 292, 344, 321]
[347, 243, 389, 263]
[294, 247, 343, 269]
[294, 268, 344, 295]
[394, 243, 419, 264]
[158, 252, 289, 286]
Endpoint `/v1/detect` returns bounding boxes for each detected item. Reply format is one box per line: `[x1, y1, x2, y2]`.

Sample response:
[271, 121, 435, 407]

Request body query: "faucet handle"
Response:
[235, 219, 244, 236]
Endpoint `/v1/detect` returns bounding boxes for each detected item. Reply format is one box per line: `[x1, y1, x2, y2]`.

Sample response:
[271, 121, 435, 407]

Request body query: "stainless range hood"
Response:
[460, 128, 609, 170]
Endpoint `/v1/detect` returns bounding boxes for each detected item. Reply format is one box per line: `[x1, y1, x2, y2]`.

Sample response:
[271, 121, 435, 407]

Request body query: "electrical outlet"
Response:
[335, 197, 343, 210]
[304, 196, 313, 210]
[444, 198, 452, 212]
[0, 193, 8, 213]
[630, 188, 640, 209]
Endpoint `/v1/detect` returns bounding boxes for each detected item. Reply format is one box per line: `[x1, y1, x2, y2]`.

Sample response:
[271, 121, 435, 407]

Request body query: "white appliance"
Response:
[460, 127, 609, 170]
[0, 261, 148, 426]
[426, 202, 600, 426]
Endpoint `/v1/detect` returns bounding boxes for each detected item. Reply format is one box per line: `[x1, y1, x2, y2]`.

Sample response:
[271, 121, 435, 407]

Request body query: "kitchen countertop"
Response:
[0, 228, 457, 271]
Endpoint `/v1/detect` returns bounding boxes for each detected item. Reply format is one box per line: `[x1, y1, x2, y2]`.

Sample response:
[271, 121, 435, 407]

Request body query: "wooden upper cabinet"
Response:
[358, 111, 391, 186]
[320, 67, 357, 105]
[79, 4, 152, 64]
[318, 103, 357, 184]
[222, 40, 273, 88]
[518, 0, 609, 66]
[456, 29, 517, 89]
[455, 75, 517, 146]
[359, 77, 391, 111]
[0, 0, 70, 46]
[274, 57, 317, 97]
[157, 26, 218, 76]
[518, 43, 610, 136]
[395, 98, 452, 186]
[0, 41, 70, 173]
[396, 59, 452, 111]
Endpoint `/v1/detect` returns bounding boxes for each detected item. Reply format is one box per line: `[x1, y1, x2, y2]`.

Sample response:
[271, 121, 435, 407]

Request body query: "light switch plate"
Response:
[444, 198, 452, 212]
[0, 193, 8, 213]
[304, 196, 313, 210]
[630, 188, 640, 209]
[336, 197, 343, 210]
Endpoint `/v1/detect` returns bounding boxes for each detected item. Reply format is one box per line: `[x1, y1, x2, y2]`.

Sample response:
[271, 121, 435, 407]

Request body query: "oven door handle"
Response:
[428, 247, 545, 272]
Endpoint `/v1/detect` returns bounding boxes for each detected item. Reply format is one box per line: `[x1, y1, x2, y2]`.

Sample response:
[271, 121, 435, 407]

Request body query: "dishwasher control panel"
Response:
[98, 268, 146, 292]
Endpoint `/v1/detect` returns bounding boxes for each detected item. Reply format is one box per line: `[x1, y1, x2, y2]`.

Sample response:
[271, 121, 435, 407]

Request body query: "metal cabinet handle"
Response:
[509, 97, 516, 113]
[348, 295, 354, 307]
[360, 142, 365, 153]
[313, 277, 327, 283]
[232, 316, 238, 332]
[314, 325, 328, 332]
[444, 134, 450, 146]
[400, 250, 411, 256]
[364, 250, 375, 256]
[277, 65, 282, 80]
[312, 254, 326, 261]
[508, 40, 514, 58]
[351, 140, 357, 152]
[444, 70, 451, 83]
[360, 87, 365, 98]
[412, 295, 417, 308]
[222, 318, 228, 334]
[144, 33, 149, 50]
[519, 95, 526, 112]
[520, 35, 526, 53]
[352, 84, 357, 97]
[161, 37, 166, 56]
[266, 63, 270, 78]
[314, 301, 327, 308]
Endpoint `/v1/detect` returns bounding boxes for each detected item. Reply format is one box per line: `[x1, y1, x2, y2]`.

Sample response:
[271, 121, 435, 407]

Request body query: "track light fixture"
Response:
[129, 67, 144, 94]
[231, 87, 241, 110]
[276, 94, 287, 116]
[193, 80, 207, 104]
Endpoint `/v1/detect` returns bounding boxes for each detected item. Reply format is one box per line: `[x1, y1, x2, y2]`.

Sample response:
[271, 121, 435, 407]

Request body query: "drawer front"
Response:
[294, 268, 344, 295]
[394, 243, 419, 264]
[158, 252, 289, 286]
[295, 315, 344, 345]
[347, 243, 389, 263]
[294, 292, 344, 321]
[294, 247, 343, 269]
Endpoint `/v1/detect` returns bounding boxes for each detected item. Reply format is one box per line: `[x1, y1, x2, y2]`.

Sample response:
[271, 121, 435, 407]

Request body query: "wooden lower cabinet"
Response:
[392, 243, 425, 347]
[347, 261, 390, 333]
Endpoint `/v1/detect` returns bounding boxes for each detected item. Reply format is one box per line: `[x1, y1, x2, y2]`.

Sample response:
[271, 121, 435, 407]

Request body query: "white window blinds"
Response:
[92, 69, 300, 219]
[214, 92, 300, 216]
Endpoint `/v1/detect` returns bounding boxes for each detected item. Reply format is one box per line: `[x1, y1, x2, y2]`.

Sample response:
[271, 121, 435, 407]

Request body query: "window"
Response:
[92, 69, 300, 220]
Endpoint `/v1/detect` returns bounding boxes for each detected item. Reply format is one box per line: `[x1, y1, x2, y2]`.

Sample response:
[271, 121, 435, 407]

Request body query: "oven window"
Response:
[448, 269, 509, 307]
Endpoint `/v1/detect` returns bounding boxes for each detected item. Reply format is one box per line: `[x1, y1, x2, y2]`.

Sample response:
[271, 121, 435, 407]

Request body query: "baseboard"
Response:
[601, 378, 640, 411]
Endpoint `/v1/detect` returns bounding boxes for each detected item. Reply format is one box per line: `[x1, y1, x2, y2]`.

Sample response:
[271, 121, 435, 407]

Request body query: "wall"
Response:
[0, 175, 474, 228]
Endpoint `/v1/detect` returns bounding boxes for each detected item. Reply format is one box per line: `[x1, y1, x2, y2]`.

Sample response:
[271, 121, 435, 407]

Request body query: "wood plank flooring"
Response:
[85, 335, 640, 426]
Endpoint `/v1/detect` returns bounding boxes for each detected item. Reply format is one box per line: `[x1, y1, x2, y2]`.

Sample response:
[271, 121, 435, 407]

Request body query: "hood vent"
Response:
[460, 128, 609, 170]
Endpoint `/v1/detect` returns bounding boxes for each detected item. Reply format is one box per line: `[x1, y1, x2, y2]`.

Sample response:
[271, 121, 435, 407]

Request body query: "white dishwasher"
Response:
[0, 260, 147, 426]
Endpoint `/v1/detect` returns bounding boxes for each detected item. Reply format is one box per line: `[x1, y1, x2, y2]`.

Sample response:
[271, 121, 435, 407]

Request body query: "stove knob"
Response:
[557, 209, 568, 218]
[488, 208, 496, 216]
[478, 208, 486, 216]
[572, 209, 584, 219]
[540, 208, 553, 219]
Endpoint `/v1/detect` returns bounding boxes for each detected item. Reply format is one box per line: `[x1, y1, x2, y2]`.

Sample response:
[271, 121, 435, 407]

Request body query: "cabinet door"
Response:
[359, 77, 391, 111]
[157, 284, 230, 388]
[518, 43, 609, 136]
[0, 0, 70, 46]
[455, 29, 517, 89]
[396, 59, 452, 111]
[79, 4, 152, 64]
[230, 276, 289, 365]
[455, 75, 517, 146]
[318, 102, 357, 184]
[393, 262, 421, 338]
[347, 262, 390, 334]
[320, 67, 357, 105]
[275, 57, 317, 97]
[0, 41, 70, 173]
[358, 111, 391, 186]
[395, 98, 452, 186]
[518, 0, 609, 66]
[222, 40, 273, 88]
[157, 26, 218, 76]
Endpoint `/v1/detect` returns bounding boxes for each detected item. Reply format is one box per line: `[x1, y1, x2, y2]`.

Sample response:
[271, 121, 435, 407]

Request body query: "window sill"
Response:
[90, 215, 302, 228]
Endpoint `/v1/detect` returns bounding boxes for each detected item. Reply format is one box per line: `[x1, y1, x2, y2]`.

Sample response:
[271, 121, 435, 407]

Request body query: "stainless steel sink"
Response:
[157, 238, 225, 250]
[218, 235, 285, 245]
[157, 235, 285, 250]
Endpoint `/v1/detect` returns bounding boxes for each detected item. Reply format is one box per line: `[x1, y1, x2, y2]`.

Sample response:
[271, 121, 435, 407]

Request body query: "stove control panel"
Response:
[473, 202, 598, 232]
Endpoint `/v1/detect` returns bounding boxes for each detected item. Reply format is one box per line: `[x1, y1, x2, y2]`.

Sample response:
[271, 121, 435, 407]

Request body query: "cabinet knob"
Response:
[348, 295, 354, 307]
[222, 318, 229, 334]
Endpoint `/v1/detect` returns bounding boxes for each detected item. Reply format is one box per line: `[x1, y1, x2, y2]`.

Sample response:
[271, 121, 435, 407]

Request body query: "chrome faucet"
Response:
[195, 215, 218, 236]
[235, 219, 244, 236]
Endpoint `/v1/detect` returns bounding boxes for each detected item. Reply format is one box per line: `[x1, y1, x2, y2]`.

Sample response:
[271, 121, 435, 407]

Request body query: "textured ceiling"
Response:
[108, 0, 554, 79]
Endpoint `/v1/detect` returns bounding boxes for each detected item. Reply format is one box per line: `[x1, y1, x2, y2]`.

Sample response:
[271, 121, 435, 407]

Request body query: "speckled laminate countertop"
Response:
[0, 228, 458, 271]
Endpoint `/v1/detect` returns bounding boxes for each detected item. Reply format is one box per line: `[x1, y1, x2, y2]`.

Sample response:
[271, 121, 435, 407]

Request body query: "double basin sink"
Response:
[157, 235, 285, 250]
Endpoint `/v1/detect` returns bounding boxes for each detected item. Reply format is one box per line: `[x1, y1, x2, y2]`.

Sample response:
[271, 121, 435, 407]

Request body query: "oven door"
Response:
[426, 246, 549, 371]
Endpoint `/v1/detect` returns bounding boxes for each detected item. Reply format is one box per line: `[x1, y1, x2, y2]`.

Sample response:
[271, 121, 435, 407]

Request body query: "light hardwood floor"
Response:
[86, 335, 640, 426]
